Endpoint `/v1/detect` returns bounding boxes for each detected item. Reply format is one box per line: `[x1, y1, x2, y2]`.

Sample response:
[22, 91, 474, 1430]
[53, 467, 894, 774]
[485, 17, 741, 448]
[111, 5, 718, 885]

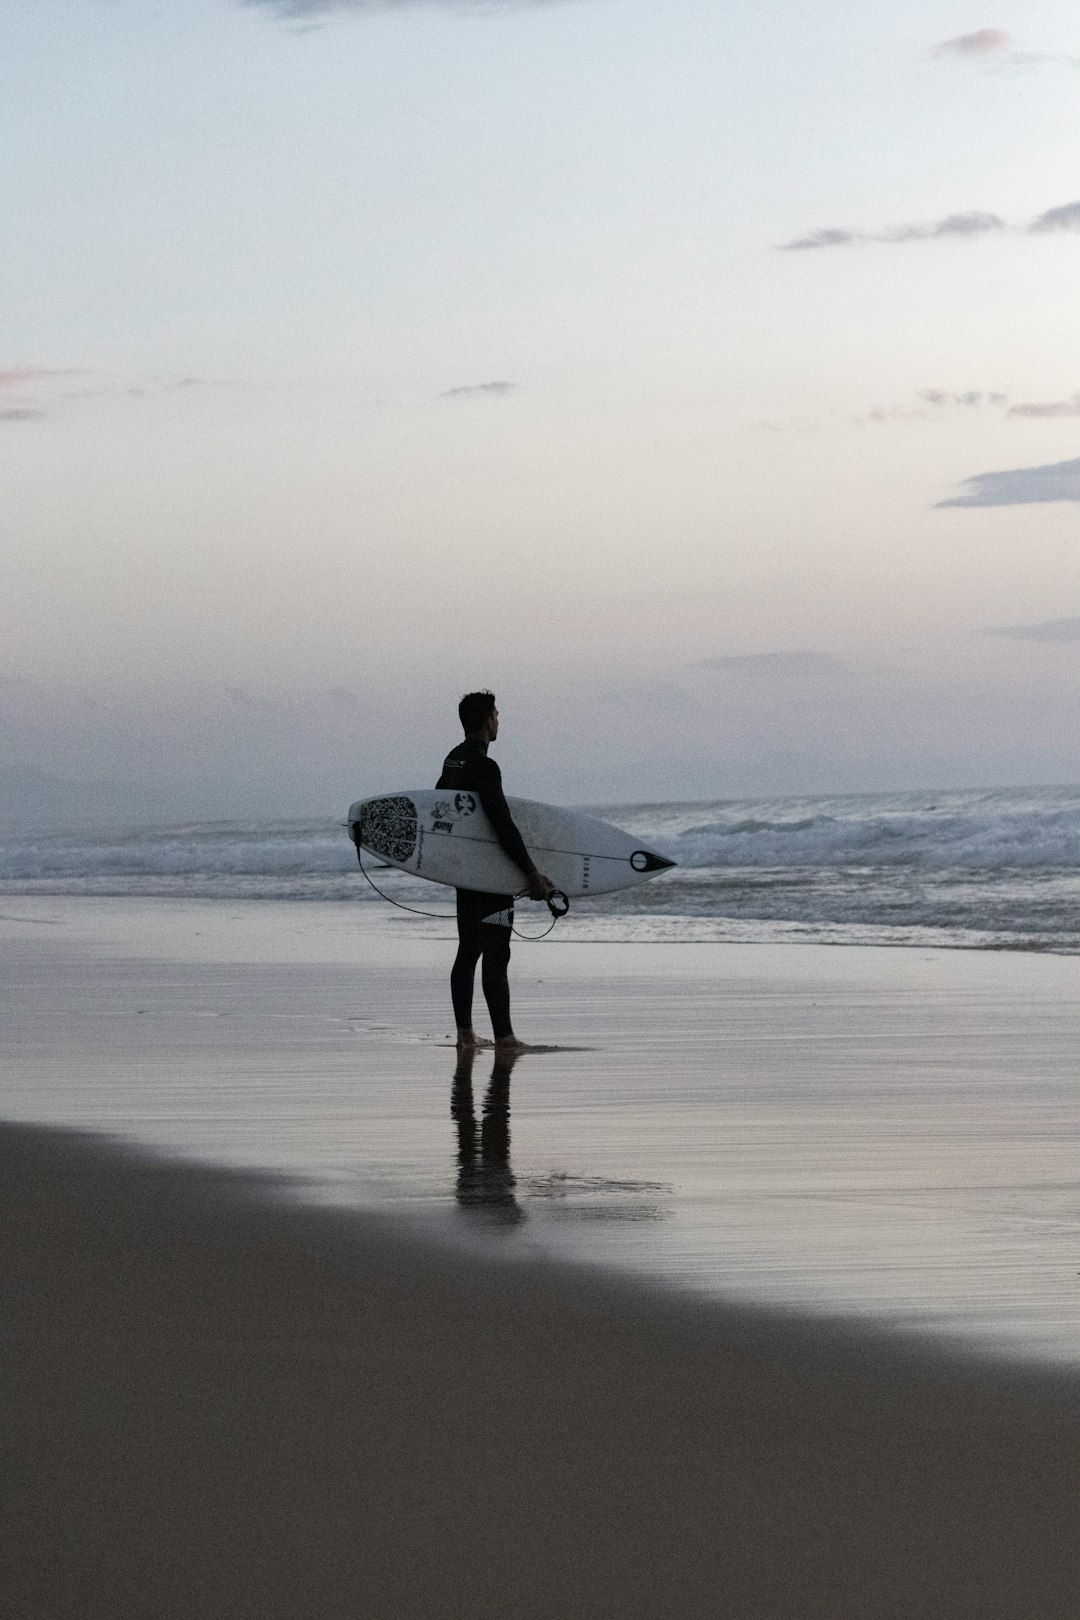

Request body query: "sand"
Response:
[3, 896, 1080, 1616]
[3, 1121, 1079, 1620]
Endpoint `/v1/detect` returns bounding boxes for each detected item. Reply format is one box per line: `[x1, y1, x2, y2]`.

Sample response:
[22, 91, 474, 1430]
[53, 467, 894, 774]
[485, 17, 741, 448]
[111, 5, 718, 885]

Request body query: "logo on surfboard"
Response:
[432, 793, 477, 823]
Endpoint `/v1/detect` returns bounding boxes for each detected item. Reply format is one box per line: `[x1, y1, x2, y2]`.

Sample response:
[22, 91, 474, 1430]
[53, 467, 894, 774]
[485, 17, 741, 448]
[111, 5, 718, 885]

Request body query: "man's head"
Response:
[459, 690, 498, 740]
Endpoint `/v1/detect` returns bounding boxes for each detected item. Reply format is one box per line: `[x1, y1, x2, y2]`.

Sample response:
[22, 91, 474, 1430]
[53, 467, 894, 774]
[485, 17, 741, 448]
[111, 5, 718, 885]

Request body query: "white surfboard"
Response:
[348, 791, 675, 899]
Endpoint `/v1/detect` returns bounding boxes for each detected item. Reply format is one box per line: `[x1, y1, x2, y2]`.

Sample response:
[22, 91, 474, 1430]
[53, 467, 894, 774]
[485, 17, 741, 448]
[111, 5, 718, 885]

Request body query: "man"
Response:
[437, 691, 554, 1051]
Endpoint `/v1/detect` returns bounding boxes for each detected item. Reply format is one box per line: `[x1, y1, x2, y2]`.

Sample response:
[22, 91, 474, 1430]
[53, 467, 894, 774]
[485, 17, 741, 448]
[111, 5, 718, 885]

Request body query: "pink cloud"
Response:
[932, 29, 1011, 57]
[0, 367, 83, 389]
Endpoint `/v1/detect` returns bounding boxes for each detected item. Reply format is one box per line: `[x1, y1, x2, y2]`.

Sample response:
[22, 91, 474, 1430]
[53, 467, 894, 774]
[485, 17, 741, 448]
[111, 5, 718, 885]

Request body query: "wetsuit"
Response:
[437, 736, 537, 1040]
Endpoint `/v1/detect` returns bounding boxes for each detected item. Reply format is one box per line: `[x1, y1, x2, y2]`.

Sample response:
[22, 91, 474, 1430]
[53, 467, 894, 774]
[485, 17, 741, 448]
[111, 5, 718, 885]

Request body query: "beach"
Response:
[4, 896, 1080, 1615]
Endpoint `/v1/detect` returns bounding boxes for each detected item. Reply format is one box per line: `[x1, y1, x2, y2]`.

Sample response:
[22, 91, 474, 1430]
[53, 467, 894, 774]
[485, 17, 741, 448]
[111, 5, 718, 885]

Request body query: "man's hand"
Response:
[526, 870, 556, 902]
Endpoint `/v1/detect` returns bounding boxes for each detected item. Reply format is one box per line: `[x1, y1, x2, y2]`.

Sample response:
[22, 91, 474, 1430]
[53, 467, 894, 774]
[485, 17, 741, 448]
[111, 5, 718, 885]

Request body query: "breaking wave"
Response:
[3, 786, 1080, 950]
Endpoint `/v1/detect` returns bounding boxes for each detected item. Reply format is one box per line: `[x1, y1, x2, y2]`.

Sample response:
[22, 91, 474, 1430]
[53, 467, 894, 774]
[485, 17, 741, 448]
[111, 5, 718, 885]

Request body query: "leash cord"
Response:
[349, 818, 563, 940]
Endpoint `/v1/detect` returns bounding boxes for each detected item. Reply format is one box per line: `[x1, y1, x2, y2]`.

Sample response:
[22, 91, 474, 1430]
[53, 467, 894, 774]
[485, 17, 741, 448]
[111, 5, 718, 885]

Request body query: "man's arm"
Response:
[475, 759, 555, 899]
[475, 757, 538, 881]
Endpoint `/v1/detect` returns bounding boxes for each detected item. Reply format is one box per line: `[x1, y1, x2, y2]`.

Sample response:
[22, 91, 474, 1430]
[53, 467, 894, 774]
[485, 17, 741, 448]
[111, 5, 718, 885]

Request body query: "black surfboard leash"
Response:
[348, 814, 568, 940]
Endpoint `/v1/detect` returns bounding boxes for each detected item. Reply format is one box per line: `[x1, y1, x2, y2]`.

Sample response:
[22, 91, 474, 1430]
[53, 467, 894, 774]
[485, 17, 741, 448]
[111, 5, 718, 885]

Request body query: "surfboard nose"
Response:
[630, 849, 677, 873]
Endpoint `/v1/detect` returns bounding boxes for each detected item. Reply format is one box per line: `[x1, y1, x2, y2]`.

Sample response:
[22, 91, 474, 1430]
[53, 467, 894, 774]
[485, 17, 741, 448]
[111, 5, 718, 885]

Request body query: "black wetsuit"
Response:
[437, 736, 537, 1040]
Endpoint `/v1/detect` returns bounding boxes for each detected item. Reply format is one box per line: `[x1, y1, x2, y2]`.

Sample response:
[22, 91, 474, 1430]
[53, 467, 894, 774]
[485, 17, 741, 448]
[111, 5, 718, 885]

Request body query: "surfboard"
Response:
[348, 791, 675, 899]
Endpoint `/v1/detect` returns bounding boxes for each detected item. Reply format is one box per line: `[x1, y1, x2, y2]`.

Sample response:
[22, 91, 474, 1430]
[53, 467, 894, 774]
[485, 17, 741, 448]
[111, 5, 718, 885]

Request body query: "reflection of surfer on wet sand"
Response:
[451, 1047, 524, 1225]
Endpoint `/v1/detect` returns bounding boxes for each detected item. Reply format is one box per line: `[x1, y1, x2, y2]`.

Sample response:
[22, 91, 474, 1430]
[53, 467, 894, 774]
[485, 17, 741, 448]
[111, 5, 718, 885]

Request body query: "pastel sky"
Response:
[4, 0, 1080, 814]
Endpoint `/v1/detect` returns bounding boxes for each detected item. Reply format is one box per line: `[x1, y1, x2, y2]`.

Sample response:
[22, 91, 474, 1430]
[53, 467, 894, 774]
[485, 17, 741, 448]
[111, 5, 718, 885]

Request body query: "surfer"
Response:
[438, 691, 554, 1052]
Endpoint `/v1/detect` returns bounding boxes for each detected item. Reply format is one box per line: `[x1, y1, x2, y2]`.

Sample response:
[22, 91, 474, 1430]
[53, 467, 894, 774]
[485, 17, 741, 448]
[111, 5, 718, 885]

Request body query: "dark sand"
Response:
[4, 1123, 1079, 1619]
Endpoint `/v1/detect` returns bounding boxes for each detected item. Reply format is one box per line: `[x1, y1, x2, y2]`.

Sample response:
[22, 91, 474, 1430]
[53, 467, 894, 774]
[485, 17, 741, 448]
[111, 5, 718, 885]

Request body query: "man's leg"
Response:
[451, 890, 486, 1047]
[477, 897, 515, 1045]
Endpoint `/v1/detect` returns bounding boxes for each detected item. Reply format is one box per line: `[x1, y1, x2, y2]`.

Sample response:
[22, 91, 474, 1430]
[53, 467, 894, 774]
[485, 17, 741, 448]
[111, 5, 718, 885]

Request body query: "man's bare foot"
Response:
[456, 1030, 493, 1050]
[493, 1035, 557, 1053]
[494, 1037, 563, 1054]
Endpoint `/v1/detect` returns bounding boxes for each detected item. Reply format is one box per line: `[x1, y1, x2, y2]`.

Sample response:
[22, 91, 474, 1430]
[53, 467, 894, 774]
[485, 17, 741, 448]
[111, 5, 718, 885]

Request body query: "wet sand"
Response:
[4, 1119, 1080, 1620]
[5, 897, 1080, 1357]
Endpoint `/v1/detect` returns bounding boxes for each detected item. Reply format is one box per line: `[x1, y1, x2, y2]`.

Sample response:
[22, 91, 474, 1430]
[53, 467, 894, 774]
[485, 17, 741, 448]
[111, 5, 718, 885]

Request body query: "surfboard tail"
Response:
[630, 850, 677, 874]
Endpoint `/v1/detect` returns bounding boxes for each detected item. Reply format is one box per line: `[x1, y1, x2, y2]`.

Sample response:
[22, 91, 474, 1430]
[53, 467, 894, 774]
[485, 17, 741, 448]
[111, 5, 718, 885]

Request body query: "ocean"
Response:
[4, 784, 1080, 952]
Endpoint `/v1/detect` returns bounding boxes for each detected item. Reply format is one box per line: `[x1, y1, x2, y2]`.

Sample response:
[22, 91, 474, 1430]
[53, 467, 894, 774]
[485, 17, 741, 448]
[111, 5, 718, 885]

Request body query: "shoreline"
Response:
[3, 897, 1078, 957]
[6, 1119, 1080, 1619]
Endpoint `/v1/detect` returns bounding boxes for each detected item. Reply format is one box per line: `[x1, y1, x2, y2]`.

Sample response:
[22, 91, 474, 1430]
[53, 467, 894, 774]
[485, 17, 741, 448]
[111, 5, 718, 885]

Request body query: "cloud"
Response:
[859, 406, 932, 425]
[936, 456, 1080, 508]
[854, 389, 1008, 426]
[982, 617, 1080, 641]
[0, 370, 235, 423]
[244, 0, 550, 19]
[778, 211, 1004, 250]
[779, 228, 856, 252]
[0, 367, 83, 390]
[761, 388, 1080, 434]
[878, 212, 1005, 243]
[761, 391, 1007, 432]
[1030, 200, 1080, 233]
[779, 197, 1080, 251]
[930, 30, 1080, 71]
[1008, 394, 1080, 419]
[696, 652, 847, 678]
[1013, 52, 1080, 71]
[437, 380, 518, 400]
[754, 415, 825, 434]
[918, 389, 1007, 409]
[0, 367, 86, 421]
[932, 29, 1011, 57]
[243, 0, 356, 17]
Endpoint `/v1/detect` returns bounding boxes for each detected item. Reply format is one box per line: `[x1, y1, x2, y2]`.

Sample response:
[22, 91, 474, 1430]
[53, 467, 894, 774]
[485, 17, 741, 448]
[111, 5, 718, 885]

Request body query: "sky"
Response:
[3, 0, 1080, 816]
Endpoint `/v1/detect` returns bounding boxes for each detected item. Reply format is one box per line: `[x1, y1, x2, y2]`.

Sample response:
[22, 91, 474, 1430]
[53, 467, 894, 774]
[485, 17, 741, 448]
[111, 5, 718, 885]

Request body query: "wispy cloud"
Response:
[855, 389, 1007, 426]
[937, 456, 1080, 508]
[780, 228, 857, 252]
[982, 617, 1080, 641]
[931, 29, 1011, 58]
[930, 29, 1080, 71]
[437, 380, 518, 400]
[0, 367, 233, 423]
[877, 212, 1005, 243]
[1008, 394, 1080, 419]
[762, 390, 1009, 432]
[778, 199, 1080, 251]
[244, 0, 553, 20]
[919, 389, 1007, 409]
[0, 367, 85, 422]
[0, 367, 84, 390]
[755, 415, 825, 435]
[779, 212, 1005, 251]
[696, 652, 847, 678]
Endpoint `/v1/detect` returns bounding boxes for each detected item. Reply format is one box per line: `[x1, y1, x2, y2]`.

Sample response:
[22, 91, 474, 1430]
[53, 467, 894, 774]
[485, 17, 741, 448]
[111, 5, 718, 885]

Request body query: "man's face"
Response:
[487, 706, 499, 740]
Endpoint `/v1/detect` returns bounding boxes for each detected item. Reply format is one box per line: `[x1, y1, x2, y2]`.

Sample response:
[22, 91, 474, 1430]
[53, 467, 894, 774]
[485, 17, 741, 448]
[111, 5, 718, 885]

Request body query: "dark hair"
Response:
[458, 690, 496, 733]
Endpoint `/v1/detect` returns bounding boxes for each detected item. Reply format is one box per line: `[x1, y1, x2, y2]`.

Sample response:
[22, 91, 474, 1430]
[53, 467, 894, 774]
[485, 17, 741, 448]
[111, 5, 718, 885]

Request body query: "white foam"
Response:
[4, 788, 1080, 950]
